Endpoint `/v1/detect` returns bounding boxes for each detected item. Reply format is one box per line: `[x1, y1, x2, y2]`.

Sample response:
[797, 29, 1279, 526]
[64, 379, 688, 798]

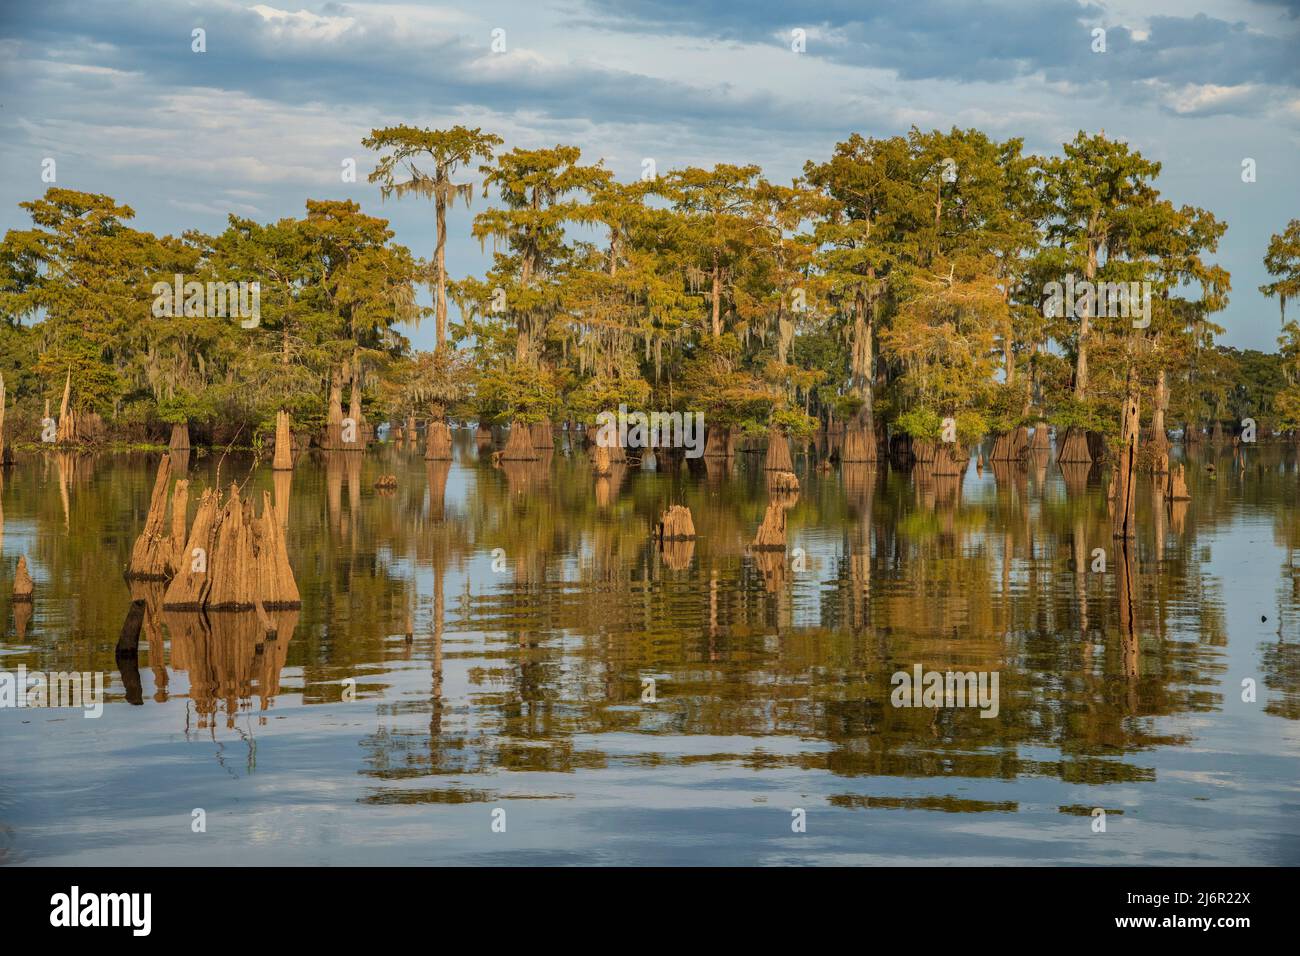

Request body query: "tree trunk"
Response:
[435, 192, 448, 351]
[1075, 244, 1097, 397]
[711, 263, 722, 338]
[1111, 383, 1140, 539]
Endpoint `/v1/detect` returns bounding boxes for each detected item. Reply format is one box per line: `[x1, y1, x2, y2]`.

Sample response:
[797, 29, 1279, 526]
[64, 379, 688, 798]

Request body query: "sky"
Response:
[1, 0, 1297, 352]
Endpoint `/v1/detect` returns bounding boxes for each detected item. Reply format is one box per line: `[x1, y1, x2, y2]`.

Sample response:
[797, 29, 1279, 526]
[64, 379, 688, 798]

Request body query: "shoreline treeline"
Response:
[1, 126, 1298, 452]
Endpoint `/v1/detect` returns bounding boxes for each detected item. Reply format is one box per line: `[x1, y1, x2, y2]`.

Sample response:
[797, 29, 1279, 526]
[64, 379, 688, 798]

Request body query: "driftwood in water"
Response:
[374, 474, 398, 489]
[499, 422, 540, 460]
[657, 504, 696, 541]
[13, 555, 34, 601]
[752, 501, 787, 551]
[592, 443, 612, 477]
[254, 491, 301, 609]
[163, 488, 221, 610]
[127, 453, 175, 579]
[1167, 462, 1191, 500]
[273, 410, 294, 470]
[116, 599, 146, 657]
[764, 428, 793, 471]
[425, 420, 452, 460]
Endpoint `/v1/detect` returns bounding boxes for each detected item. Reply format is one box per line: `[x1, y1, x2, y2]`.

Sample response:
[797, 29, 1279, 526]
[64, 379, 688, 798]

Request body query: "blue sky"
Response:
[1, 0, 1297, 351]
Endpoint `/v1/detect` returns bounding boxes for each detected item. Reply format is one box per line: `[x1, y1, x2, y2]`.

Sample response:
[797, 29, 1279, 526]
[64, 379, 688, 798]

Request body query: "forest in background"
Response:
[1, 125, 1298, 454]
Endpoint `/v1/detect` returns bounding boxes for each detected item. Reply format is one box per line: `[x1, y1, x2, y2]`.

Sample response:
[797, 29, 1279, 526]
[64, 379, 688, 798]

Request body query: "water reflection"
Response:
[2, 434, 1298, 864]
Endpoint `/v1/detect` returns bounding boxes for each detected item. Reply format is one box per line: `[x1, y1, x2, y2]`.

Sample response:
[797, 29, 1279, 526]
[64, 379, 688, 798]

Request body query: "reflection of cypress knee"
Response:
[424, 420, 452, 460]
[273, 410, 294, 470]
[13, 555, 34, 601]
[163, 488, 220, 610]
[1167, 462, 1191, 500]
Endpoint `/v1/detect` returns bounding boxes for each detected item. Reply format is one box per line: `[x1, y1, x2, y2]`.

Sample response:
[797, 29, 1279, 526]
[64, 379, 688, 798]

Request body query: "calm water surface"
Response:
[2, 434, 1298, 865]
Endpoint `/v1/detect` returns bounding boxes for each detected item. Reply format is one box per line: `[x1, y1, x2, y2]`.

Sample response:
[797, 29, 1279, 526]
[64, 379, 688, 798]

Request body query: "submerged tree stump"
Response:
[13, 555, 33, 601]
[163, 488, 221, 610]
[374, 474, 398, 489]
[273, 410, 294, 470]
[752, 501, 787, 551]
[765, 428, 794, 471]
[127, 453, 176, 579]
[499, 423, 540, 461]
[206, 486, 260, 611]
[425, 420, 452, 460]
[168, 479, 190, 575]
[657, 505, 696, 541]
[254, 491, 301, 609]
